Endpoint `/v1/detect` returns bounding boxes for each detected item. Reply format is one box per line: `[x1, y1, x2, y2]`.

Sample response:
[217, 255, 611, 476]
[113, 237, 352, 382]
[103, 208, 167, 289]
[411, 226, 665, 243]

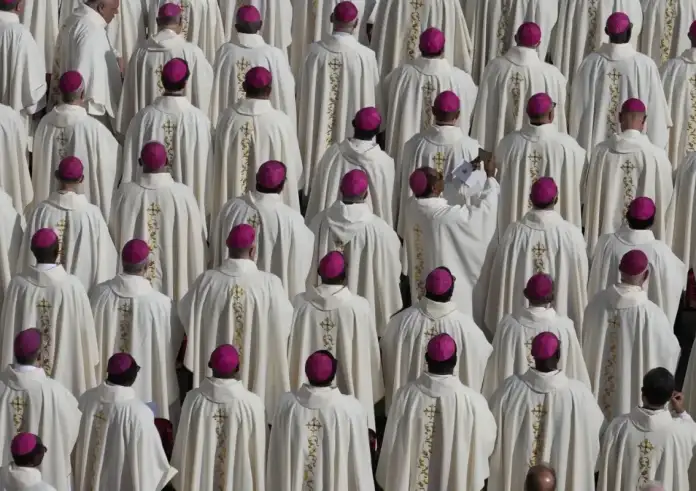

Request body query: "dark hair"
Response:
[433, 109, 459, 123]
[532, 199, 555, 210]
[235, 20, 262, 34]
[321, 273, 346, 285]
[244, 85, 272, 98]
[156, 14, 181, 27]
[308, 350, 338, 387]
[425, 352, 457, 374]
[32, 243, 60, 265]
[13, 443, 46, 468]
[106, 363, 140, 387]
[626, 214, 655, 230]
[0, 0, 18, 11]
[162, 71, 190, 93]
[54, 170, 82, 184]
[62, 91, 82, 104]
[353, 128, 380, 141]
[421, 48, 444, 58]
[642, 367, 674, 406]
[15, 351, 40, 366]
[608, 26, 632, 45]
[256, 180, 285, 194]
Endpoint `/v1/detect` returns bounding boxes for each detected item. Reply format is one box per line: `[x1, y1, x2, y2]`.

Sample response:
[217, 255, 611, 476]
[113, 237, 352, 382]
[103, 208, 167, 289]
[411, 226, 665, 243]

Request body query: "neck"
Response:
[333, 27, 353, 34]
[59, 185, 78, 193]
[435, 120, 456, 127]
[643, 403, 665, 411]
[246, 94, 269, 100]
[163, 90, 184, 97]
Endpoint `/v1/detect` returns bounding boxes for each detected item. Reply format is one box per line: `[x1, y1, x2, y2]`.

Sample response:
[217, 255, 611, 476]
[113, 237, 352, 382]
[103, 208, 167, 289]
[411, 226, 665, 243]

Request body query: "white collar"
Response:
[504, 46, 541, 66]
[12, 364, 40, 373]
[80, 3, 108, 28]
[138, 173, 174, 188]
[35, 263, 58, 272]
[0, 11, 20, 23]
[236, 32, 266, 48]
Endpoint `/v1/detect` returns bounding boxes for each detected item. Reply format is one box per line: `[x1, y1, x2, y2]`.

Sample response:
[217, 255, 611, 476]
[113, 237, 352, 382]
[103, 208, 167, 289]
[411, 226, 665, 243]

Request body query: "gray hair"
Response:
[639, 482, 664, 491]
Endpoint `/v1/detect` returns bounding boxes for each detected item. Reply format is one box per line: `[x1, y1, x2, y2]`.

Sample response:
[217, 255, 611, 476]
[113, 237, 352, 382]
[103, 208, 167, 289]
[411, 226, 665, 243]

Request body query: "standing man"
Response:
[0, 433, 56, 491]
[640, 2, 696, 65]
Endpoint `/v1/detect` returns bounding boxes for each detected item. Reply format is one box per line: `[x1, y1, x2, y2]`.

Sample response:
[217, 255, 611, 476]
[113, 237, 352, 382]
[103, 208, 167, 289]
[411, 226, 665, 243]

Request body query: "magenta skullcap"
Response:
[619, 249, 649, 276]
[606, 12, 631, 35]
[305, 351, 335, 383]
[10, 433, 39, 458]
[140, 141, 168, 171]
[162, 58, 188, 85]
[226, 223, 256, 249]
[419, 27, 445, 56]
[621, 98, 646, 114]
[157, 2, 181, 17]
[13, 328, 41, 358]
[121, 239, 150, 265]
[531, 332, 560, 361]
[209, 344, 240, 375]
[433, 90, 460, 113]
[31, 228, 58, 249]
[425, 267, 454, 295]
[340, 169, 369, 198]
[627, 196, 656, 221]
[256, 160, 286, 189]
[690, 21, 696, 38]
[333, 1, 358, 23]
[523, 273, 554, 302]
[353, 107, 382, 132]
[244, 66, 272, 89]
[57, 156, 84, 181]
[427, 333, 457, 362]
[526, 93, 554, 117]
[236, 4, 261, 23]
[409, 168, 429, 196]
[530, 177, 558, 207]
[107, 353, 137, 375]
[58, 71, 83, 94]
[319, 251, 345, 280]
[516, 22, 542, 47]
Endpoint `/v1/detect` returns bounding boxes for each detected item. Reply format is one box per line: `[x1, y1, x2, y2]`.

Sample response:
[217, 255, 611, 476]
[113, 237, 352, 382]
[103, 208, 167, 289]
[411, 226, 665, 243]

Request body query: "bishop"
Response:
[0, 433, 56, 491]
[640, 1, 696, 65]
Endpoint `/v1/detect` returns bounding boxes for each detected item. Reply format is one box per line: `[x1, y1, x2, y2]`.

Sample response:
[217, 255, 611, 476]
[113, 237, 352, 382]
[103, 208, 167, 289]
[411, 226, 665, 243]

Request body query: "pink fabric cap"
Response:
[226, 224, 256, 249]
[57, 156, 84, 181]
[606, 12, 631, 35]
[526, 93, 554, 117]
[31, 228, 58, 249]
[305, 351, 335, 383]
[13, 328, 41, 358]
[140, 141, 168, 171]
[433, 90, 460, 113]
[524, 273, 554, 302]
[245, 66, 272, 89]
[690, 21, 696, 38]
[621, 98, 646, 113]
[627, 196, 656, 221]
[209, 344, 240, 375]
[319, 251, 345, 280]
[409, 169, 429, 195]
[425, 267, 454, 295]
[236, 4, 261, 23]
[354, 107, 381, 132]
[340, 169, 369, 198]
[427, 333, 456, 362]
[619, 249, 649, 276]
[516, 22, 542, 47]
[121, 239, 150, 265]
[107, 353, 136, 375]
[10, 433, 38, 457]
[59, 71, 83, 94]
[419, 27, 445, 55]
[531, 332, 560, 360]
[529, 177, 558, 207]
[333, 1, 358, 23]
[257, 160, 286, 189]
[162, 58, 188, 84]
[157, 2, 181, 17]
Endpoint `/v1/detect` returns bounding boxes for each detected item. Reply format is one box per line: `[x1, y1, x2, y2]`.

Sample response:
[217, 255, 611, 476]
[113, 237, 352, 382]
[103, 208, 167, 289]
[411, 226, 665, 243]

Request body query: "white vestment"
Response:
[0, 366, 80, 491]
[106, 0, 147, 69]
[90, 273, 184, 419]
[212, 98, 302, 218]
[116, 29, 213, 137]
[0, 465, 56, 491]
[20, 0, 59, 71]
[640, 0, 696, 66]
[660, 48, 696, 170]
[233, 0, 292, 54]
[171, 377, 266, 491]
[73, 383, 177, 491]
[495, 122, 586, 233]
[482, 307, 590, 398]
[569, 42, 671, 152]
[121, 95, 213, 219]
[297, 33, 380, 191]
[471, 46, 568, 153]
[110, 173, 207, 303]
[488, 369, 604, 491]
[209, 191, 313, 299]
[666, 151, 696, 270]
[0, 265, 99, 396]
[377, 372, 496, 491]
[33, 104, 121, 220]
[288, 284, 383, 429]
[288, 0, 324, 77]
[178, 258, 292, 420]
[597, 407, 696, 491]
[320, 0, 376, 46]
[307, 201, 402, 335]
[266, 385, 375, 491]
[582, 129, 673, 254]
[0, 104, 32, 213]
[20, 192, 118, 292]
[305, 138, 395, 227]
[582, 284, 680, 422]
[0, 190, 23, 304]
[209, 33, 296, 128]
[380, 298, 492, 410]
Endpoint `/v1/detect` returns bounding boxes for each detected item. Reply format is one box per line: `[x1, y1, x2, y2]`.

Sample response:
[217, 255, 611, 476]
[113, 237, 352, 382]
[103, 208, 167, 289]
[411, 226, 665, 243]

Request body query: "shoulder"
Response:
[543, 63, 567, 82]
[635, 52, 660, 70]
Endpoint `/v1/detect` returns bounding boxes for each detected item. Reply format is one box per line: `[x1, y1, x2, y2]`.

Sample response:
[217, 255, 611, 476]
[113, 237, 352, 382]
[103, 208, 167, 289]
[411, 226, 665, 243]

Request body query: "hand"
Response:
[671, 391, 685, 414]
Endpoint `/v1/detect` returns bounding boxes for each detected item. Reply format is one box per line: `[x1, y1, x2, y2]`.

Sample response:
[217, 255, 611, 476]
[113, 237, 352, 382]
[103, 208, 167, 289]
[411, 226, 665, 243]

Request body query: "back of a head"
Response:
[605, 12, 633, 44]
[524, 464, 557, 491]
[641, 367, 674, 407]
[235, 4, 262, 34]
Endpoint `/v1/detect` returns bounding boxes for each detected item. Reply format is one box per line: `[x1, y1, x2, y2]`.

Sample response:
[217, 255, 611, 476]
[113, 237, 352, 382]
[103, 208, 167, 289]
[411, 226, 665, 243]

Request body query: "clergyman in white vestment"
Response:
[20, 0, 60, 77]
[172, 345, 266, 491]
[640, 1, 696, 66]
[0, 433, 56, 491]
[666, 151, 696, 270]
[105, 0, 147, 71]
[0, 103, 32, 213]
[378, 334, 496, 491]
[73, 353, 177, 491]
[582, 250, 680, 422]
[488, 332, 604, 491]
[381, 268, 492, 410]
[266, 351, 375, 491]
[234, 0, 292, 56]
[0, 188, 23, 304]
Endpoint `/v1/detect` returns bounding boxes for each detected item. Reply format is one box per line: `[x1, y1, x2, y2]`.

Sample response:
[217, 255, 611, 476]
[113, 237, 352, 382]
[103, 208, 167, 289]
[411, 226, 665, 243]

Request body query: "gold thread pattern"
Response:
[660, 0, 676, 63]
[162, 119, 177, 173]
[413, 224, 425, 297]
[406, 0, 424, 59]
[156, 65, 164, 94]
[525, 336, 534, 366]
[88, 410, 108, 491]
[240, 122, 254, 192]
[421, 80, 435, 129]
[607, 70, 622, 137]
[180, 0, 191, 37]
[532, 242, 547, 273]
[303, 417, 323, 490]
[231, 285, 245, 361]
[496, 0, 510, 55]
[145, 203, 161, 282]
[10, 395, 27, 433]
[320, 317, 336, 352]
[56, 131, 68, 160]
[37, 300, 53, 376]
[333, 236, 345, 253]
[432, 152, 446, 176]
[55, 219, 67, 266]
[686, 75, 696, 152]
[213, 407, 228, 490]
[527, 150, 543, 208]
[246, 213, 260, 231]
[637, 438, 655, 487]
[415, 404, 438, 490]
[600, 314, 620, 419]
[117, 302, 133, 353]
[510, 72, 524, 122]
[584, 0, 599, 55]
[529, 404, 547, 466]
[326, 58, 343, 147]
[235, 58, 251, 100]
[620, 160, 635, 222]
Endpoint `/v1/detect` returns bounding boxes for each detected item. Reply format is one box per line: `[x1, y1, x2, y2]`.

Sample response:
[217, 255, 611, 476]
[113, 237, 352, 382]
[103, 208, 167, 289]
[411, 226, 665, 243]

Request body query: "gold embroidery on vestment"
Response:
[162, 119, 177, 173]
[584, 0, 599, 55]
[235, 58, 251, 100]
[600, 314, 620, 419]
[10, 395, 27, 433]
[620, 160, 635, 222]
[155, 65, 164, 94]
[607, 70, 622, 137]
[432, 152, 446, 176]
[406, 0, 424, 59]
[240, 122, 254, 192]
[687, 75, 696, 152]
[117, 302, 133, 353]
[326, 58, 343, 147]
[55, 219, 67, 266]
[496, 0, 510, 55]
[88, 410, 108, 491]
[660, 0, 676, 63]
[510, 72, 524, 122]
[213, 408, 228, 490]
[145, 202, 161, 282]
[320, 317, 336, 352]
[37, 300, 53, 376]
[180, 0, 191, 37]
[531, 242, 547, 273]
[637, 438, 655, 487]
[56, 131, 68, 160]
[303, 417, 323, 490]
[527, 150, 543, 208]
[529, 404, 547, 466]
[421, 80, 436, 130]
[231, 285, 245, 360]
[415, 404, 438, 490]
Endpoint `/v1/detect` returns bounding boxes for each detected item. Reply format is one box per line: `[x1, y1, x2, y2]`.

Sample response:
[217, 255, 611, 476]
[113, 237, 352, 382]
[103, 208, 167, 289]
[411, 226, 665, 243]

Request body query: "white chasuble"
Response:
[110, 174, 207, 303]
[121, 95, 213, 220]
[297, 34, 380, 192]
[484, 209, 589, 336]
[660, 48, 696, 170]
[288, 284, 383, 430]
[33, 104, 122, 220]
[582, 130, 673, 254]
[307, 202, 402, 335]
[0, 190, 23, 304]
[597, 407, 696, 491]
[0, 265, 99, 396]
[209, 33, 296, 128]
[305, 138, 395, 227]
[369, 0, 472, 78]
[471, 46, 568, 153]
[482, 307, 590, 398]
[582, 284, 680, 422]
[0, 366, 80, 491]
[73, 383, 177, 491]
[0, 466, 56, 490]
[106, 0, 147, 70]
[288, 0, 324, 77]
[90, 273, 184, 419]
[233, 0, 292, 55]
[0, 104, 32, 213]
[20, 0, 59, 71]
[495, 122, 586, 234]
[589, 227, 687, 326]
[116, 29, 214, 137]
[266, 385, 375, 491]
[321, 0, 377, 46]
[488, 369, 604, 491]
[209, 191, 313, 299]
[21, 192, 118, 293]
[178, 258, 293, 421]
[640, 0, 696, 66]
[172, 378, 266, 491]
[212, 98, 302, 218]
[377, 373, 496, 491]
[569, 43, 671, 152]
[666, 151, 696, 270]
[380, 298, 492, 410]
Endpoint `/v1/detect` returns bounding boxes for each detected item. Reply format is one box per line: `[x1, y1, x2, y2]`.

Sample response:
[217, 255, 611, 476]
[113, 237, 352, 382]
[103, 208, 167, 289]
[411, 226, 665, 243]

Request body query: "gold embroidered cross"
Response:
[320, 318, 335, 333]
[147, 203, 162, 216]
[638, 439, 654, 453]
[510, 72, 524, 85]
[247, 214, 260, 229]
[608, 70, 622, 83]
[236, 58, 251, 73]
[409, 0, 424, 9]
[608, 316, 620, 330]
[94, 411, 107, 423]
[423, 405, 438, 418]
[532, 243, 546, 257]
[620, 160, 635, 174]
[37, 299, 51, 314]
[241, 122, 253, 139]
[328, 58, 343, 72]
[528, 151, 543, 169]
[306, 417, 323, 432]
[10, 396, 26, 413]
[118, 303, 132, 315]
[56, 131, 68, 149]
[531, 405, 547, 419]
[231, 285, 245, 302]
[213, 408, 227, 425]
[155, 65, 164, 91]
[424, 324, 439, 339]
[432, 152, 446, 175]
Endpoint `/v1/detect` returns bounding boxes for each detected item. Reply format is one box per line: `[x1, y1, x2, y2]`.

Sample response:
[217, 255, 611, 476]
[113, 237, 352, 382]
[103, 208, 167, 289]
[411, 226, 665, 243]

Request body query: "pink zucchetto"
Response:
[427, 333, 456, 362]
[690, 21, 696, 38]
[606, 12, 631, 35]
[333, 1, 358, 23]
[627, 196, 656, 221]
[433, 90, 460, 113]
[419, 27, 445, 56]
[531, 332, 560, 361]
[59, 71, 83, 94]
[245, 66, 272, 89]
[14, 328, 41, 358]
[226, 224, 256, 249]
[619, 249, 649, 276]
[526, 93, 554, 117]
[57, 156, 83, 181]
[425, 267, 454, 296]
[340, 169, 369, 198]
[530, 177, 558, 207]
[257, 160, 286, 189]
[107, 353, 136, 375]
[162, 58, 188, 84]
[524, 273, 554, 303]
[236, 4, 261, 23]
[10, 433, 39, 458]
[305, 351, 335, 383]
[209, 344, 240, 375]
[140, 141, 168, 171]
[516, 22, 542, 47]
[319, 251, 345, 280]
[354, 107, 382, 132]
[121, 239, 150, 265]
[409, 168, 429, 196]
[31, 229, 58, 249]
[621, 98, 646, 114]
[157, 2, 181, 17]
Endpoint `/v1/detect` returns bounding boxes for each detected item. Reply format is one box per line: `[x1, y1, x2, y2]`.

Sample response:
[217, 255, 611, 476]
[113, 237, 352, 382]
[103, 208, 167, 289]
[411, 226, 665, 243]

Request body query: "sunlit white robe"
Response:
[288, 0, 324, 77]
[666, 151, 696, 270]
[106, 0, 147, 70]
[0, 190, 23, 304]
[640, 0, 696, 66]
[321, 0, 376, 45]
[0, 464, 57, 491]
[0, 103, 32, 213]
[660, 48, 696, 170]
[20, 0, 59, 72]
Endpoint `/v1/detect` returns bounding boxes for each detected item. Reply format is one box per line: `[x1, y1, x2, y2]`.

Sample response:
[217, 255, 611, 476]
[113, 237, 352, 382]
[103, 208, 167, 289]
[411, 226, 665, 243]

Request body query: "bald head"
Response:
[524, 464, 556, 491]
[639, 482, 664, 491]
[86, 0, 119, 23]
